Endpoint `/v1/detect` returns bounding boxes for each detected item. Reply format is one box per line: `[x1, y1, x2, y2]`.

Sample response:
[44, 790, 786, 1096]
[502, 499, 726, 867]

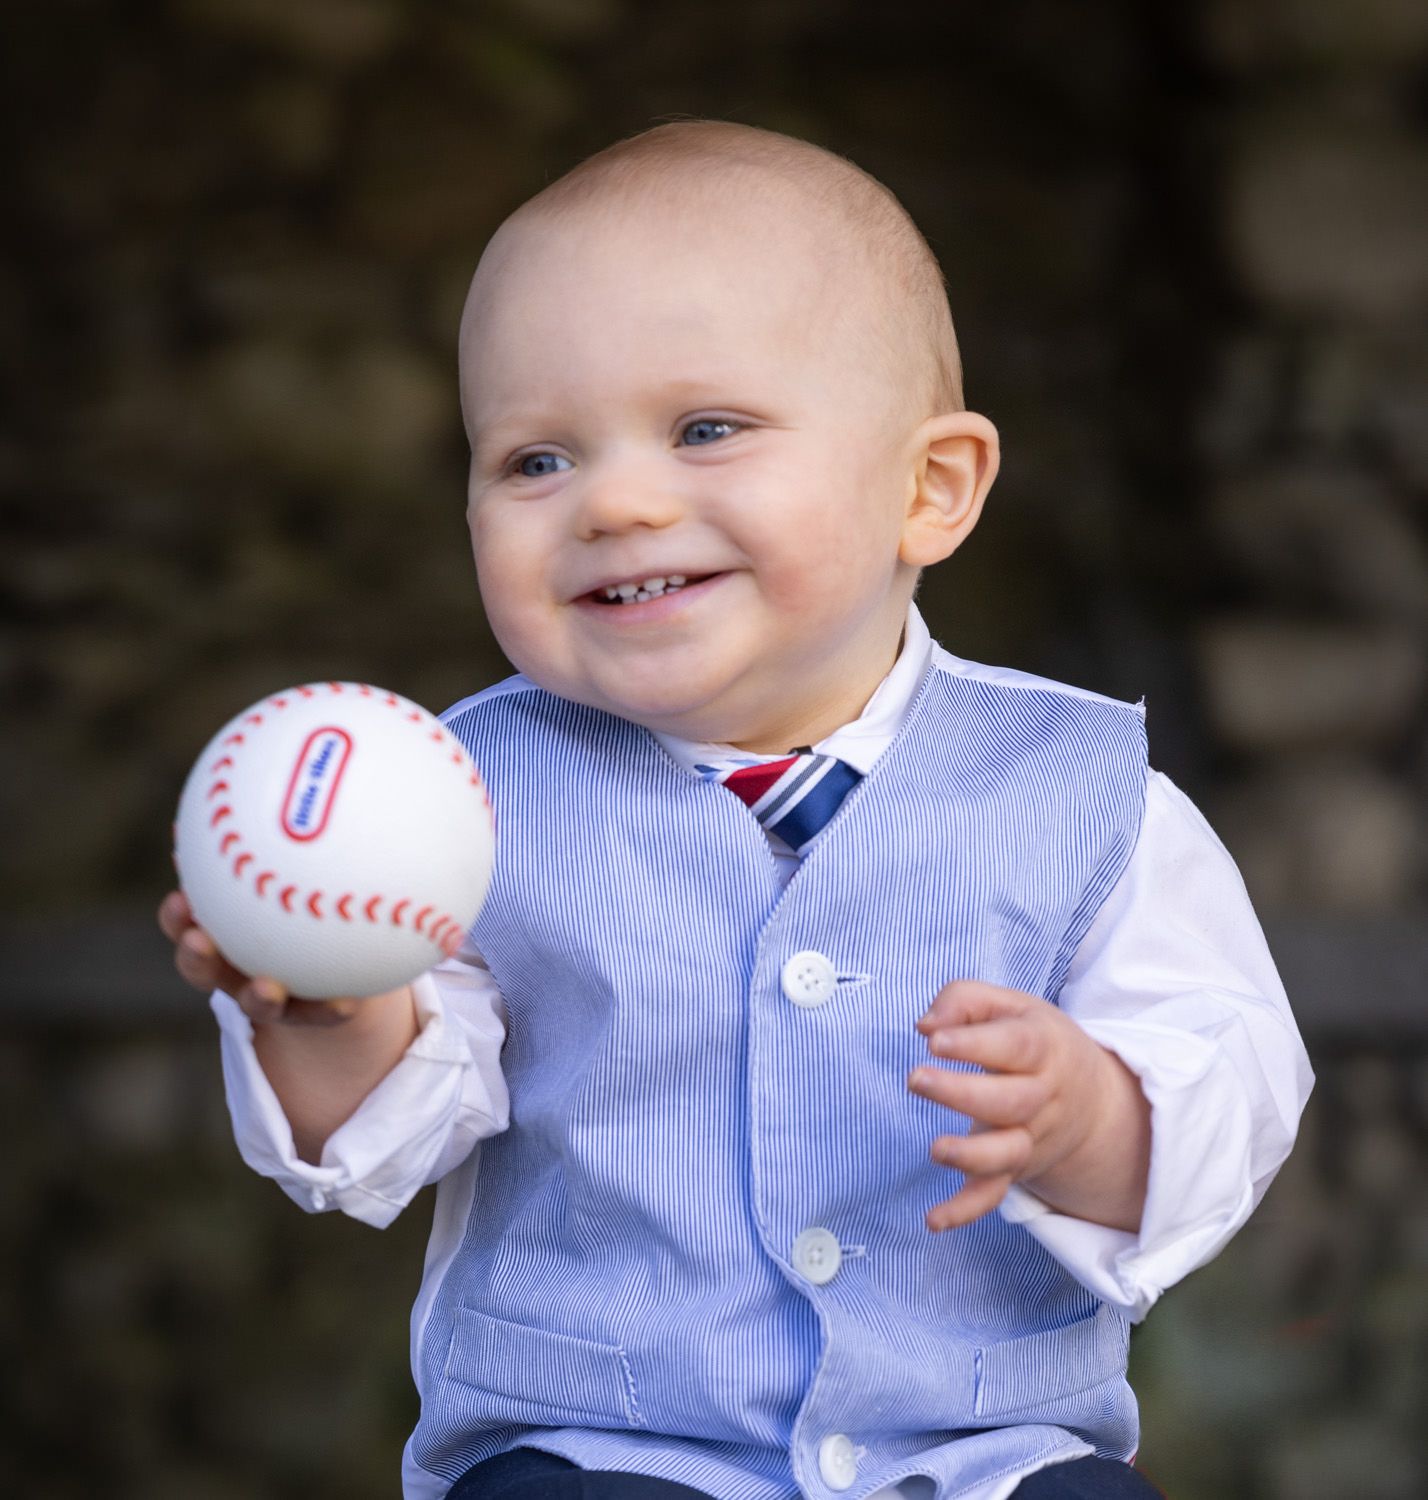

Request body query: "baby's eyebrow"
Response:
[467, 413, 551, 461]
[653, 377, 745, 402]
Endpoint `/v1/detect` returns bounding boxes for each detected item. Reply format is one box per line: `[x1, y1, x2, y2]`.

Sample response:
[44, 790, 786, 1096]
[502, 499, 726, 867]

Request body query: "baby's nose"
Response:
[574, 457, 684, 539]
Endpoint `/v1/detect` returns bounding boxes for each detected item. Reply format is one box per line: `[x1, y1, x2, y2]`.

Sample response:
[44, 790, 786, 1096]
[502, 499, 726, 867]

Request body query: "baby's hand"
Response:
[909, 979, 1150, 1233]
[157, 890, 364, 1028]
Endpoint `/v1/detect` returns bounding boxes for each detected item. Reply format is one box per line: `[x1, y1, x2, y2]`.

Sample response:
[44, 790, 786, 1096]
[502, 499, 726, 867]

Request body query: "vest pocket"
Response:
[442, 1307, 644, 1429]
[972, 1304, 1129, 1420]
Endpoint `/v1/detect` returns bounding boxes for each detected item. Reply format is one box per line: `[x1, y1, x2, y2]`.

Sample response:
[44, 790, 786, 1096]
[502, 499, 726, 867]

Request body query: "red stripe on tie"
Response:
[721, 756, 799, 808]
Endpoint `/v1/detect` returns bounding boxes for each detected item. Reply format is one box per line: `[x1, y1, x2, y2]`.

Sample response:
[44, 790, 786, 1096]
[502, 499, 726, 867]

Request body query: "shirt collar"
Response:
[653, 602, 933, 779]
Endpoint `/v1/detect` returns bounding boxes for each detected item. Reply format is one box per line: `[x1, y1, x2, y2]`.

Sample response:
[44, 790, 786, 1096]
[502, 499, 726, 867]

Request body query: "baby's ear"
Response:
[899, 412, 1000, 568]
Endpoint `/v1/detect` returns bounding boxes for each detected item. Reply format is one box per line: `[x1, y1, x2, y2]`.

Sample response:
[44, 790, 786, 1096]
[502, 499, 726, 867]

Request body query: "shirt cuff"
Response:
[999, 1016, 1254, 1322]
[211, 970, 507, 1228]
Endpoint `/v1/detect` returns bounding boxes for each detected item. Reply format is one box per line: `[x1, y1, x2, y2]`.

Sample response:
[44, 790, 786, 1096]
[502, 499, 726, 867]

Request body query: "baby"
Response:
[160, 122, 1312, 1500]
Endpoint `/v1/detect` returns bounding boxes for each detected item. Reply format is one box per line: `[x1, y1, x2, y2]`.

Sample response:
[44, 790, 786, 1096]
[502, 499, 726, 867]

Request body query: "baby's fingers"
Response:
[918, 979, 1032, 1034]
[172, 921, 253, 999]
[159, 891, 357, 1027]
[233, 975, 291, 1025]
[233, 980, 365, 1028]
[157, 890, 194, 943]
[909, 1064, 1046, 1129]
[925, 1016, 1047, 1075]
[271, 994, 364, 1027]
[931, 1126, 1034, 1180]
[925, 1172, 1015, 1232]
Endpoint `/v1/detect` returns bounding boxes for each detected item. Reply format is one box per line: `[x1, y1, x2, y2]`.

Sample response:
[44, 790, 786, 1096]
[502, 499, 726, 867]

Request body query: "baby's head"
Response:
[459, 121, 999, 751]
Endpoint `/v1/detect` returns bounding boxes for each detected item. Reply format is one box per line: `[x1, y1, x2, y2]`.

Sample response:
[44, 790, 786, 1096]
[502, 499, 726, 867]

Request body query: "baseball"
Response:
[173, 682, 494, 999]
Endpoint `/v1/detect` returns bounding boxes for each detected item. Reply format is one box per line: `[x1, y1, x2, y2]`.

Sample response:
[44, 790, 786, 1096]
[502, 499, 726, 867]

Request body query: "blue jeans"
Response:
[449, 1448, 1167, 1497]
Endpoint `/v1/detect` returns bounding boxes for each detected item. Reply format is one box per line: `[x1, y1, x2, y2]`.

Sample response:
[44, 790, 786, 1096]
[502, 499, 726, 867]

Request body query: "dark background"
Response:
[3, 1, 1426, 1496]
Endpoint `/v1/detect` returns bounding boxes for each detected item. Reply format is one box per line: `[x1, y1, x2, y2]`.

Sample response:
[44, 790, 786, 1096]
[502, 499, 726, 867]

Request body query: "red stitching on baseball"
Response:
[279, 885, 297, 912]
[220, 831, 240, 854]
[358, 684, 372, 696]
[208, 780, 230, 798]
[211, 756, 234, 772]
[391, 899, 410, 926]
[307, 892, 323, 917]
[210, 805, 233, 827]
[329, 682, 343, 693]
[298, 686, 315, 698]
[440, 927, 462, 957]
[245, 713, 264, 726]
[415, 905, 433, 933]
[271, 696, 288, 710]
[223, 733, 245, 747]
[256, 871, 275, 896]
[234, 852, 253, 876]
[336, 894, 354, 920]
[364, 895, 382, 921]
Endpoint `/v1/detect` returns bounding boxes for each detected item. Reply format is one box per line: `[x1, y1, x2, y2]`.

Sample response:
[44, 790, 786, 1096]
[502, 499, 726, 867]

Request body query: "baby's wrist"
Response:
[1022, 1045, 1151, 1230]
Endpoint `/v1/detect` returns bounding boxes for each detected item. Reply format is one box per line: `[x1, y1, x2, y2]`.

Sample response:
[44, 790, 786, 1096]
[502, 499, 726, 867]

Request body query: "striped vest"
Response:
[416, 662, 1148, 1499]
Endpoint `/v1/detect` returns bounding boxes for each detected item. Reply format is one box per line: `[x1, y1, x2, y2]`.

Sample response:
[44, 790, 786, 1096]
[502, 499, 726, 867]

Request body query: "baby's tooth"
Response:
[602, 575, 689, 603]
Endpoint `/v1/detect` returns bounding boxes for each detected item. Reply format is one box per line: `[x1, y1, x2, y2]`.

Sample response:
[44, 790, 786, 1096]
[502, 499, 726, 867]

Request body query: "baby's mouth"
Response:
[593, 573, 705, 605]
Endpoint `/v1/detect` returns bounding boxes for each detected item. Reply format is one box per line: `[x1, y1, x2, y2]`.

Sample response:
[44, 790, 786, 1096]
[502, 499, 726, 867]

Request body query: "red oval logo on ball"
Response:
[280, 727, 353, 842]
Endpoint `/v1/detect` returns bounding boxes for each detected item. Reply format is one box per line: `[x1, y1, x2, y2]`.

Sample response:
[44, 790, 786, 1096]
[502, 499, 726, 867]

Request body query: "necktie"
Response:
[713, 753, 863, 854]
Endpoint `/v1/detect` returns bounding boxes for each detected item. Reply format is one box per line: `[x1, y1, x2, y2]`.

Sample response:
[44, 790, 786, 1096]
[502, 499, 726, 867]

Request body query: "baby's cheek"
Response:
[493, 596, 552, 662]
[472, 528, 534, 607]
[473, 558, 546, 663]
[780, 546, 878, 618]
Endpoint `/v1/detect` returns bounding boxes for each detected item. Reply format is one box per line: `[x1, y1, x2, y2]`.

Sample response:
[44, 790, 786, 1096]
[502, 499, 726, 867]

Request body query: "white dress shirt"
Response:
[212, 604, 1312, 1500]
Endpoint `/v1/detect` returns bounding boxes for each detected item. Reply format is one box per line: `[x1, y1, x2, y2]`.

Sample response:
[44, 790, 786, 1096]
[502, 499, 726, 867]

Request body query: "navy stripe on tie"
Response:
[766, 758, 863, 852]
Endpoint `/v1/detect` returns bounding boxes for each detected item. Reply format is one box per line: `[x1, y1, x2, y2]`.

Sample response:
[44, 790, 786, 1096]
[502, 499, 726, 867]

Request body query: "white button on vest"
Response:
[791, 1227, 842, 1285]
[782, 950, 837, 1007]
[818, 1432, 858, 1490]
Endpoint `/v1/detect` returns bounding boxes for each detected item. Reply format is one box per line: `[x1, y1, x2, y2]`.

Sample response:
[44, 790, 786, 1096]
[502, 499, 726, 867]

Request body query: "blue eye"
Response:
[512, 451, 571, 478]
[681, 419, 738, 447]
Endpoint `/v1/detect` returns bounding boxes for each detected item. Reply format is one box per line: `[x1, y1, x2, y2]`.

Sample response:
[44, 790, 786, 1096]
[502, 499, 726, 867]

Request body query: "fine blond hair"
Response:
[511, 120, 964, 416]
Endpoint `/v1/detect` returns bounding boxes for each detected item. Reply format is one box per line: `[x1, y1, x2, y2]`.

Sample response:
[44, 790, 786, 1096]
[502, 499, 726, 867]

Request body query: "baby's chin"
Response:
[567, 684, 738, 742]
[603, 690, 832, 755]
[521, 671, 765, 747]
[502, 637, 836, 748]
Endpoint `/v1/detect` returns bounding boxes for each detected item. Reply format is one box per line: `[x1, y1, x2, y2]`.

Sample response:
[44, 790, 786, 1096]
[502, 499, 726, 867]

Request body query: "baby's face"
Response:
[460, 191, 925, 750]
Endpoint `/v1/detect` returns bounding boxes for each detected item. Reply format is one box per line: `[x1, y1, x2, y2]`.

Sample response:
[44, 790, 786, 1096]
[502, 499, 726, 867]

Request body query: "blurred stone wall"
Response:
[3, 1, 1426, 1496]
[1192, 0, 1428, 914]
